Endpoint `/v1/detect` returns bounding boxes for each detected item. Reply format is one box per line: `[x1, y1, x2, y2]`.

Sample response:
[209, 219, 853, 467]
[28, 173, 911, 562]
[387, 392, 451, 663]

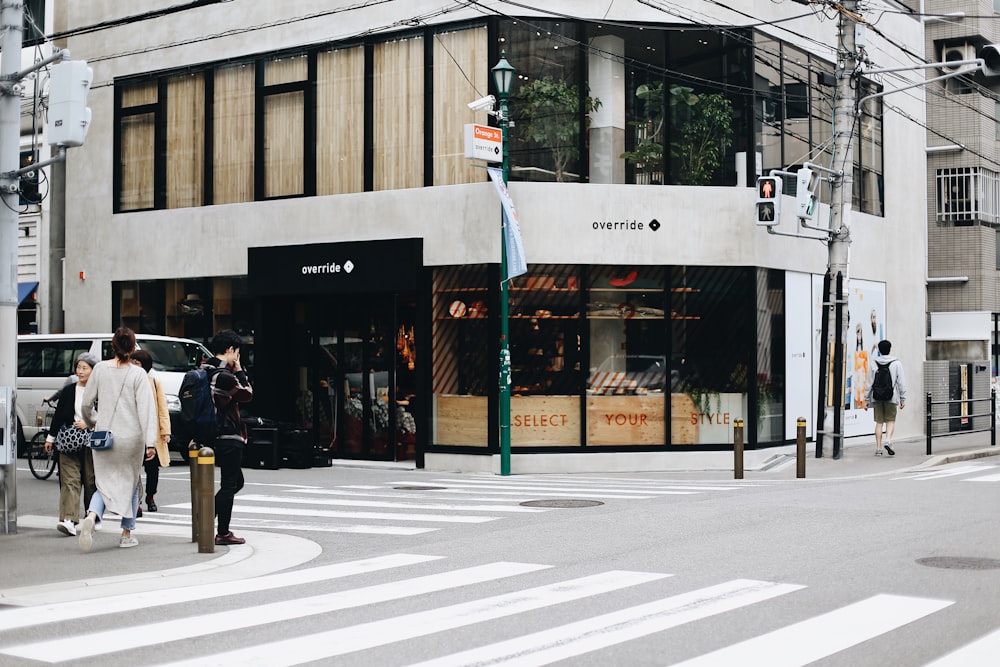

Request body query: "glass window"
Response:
[432, 266, 490, 447]
[317, 46, 365, 195]
[755, 35, 784, 174]
[670, 266, 754, 445]
[756, 269, 784, 442]
[373, 35, 424, 190]
[855, 80, 883, 216]
[433, 25, 489, 186]
[18, 341, 92, 378]
[501, 20, 587, 182]
[263, 55, 308, 198]
[213, 63, 255, 204]
[166, 73, 205, 208]
[508, 266, 581, 446]
[118, 81, 157, 211]
[23, 0, 45, 45]
[587, 266, 666, 445]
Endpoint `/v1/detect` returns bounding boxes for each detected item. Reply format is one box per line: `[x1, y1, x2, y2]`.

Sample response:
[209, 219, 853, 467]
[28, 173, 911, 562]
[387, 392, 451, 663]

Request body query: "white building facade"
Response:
[55, 1, 927, 471]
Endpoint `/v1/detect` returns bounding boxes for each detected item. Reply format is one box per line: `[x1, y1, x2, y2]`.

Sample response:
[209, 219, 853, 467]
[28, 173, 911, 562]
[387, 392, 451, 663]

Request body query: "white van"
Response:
[16, 333, 212, 455]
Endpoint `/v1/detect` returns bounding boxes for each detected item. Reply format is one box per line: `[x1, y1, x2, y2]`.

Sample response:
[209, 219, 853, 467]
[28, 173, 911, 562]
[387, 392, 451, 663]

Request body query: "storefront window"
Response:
[432, 266, 490, 447]
[509, 265, 581, 446]
[586, 267, 666, 445]
[670, 266, 754, 445]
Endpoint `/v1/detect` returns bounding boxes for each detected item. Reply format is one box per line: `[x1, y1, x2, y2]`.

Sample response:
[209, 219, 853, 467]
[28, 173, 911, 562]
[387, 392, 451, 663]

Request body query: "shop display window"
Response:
[586, 267, 666, 445]
[432, 265, 491, 447]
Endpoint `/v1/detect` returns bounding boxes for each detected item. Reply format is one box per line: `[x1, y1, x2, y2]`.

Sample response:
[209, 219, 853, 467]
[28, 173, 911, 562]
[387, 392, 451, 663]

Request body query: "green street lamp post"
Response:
[492, 51, 515, 476]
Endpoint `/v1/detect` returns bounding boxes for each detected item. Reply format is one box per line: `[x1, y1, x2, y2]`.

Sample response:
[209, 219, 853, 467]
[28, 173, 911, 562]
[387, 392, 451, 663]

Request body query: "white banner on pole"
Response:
[487, 167, 527, 279]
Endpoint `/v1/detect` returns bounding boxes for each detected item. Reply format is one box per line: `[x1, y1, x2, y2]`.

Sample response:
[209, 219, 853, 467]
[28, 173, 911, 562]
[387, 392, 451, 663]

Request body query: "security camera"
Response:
[467, 95, 496, 112]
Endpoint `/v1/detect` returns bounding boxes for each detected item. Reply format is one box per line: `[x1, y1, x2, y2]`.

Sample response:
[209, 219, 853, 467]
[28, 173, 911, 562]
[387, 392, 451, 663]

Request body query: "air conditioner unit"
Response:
[941, 44, 977, 73]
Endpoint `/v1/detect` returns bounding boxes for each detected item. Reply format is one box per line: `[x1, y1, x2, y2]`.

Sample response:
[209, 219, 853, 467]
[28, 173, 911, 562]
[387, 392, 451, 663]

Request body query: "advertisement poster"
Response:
[812, 276, 885, 437]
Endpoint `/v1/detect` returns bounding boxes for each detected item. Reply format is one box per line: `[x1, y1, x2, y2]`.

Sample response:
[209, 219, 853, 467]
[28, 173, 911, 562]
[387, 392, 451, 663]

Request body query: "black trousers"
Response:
[213, 439, 244, 535]
[143, 458, 160, 497]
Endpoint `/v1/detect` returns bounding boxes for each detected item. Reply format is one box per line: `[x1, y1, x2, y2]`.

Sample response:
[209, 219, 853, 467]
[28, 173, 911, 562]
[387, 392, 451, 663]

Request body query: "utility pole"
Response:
[816, 1, 860, 460]
[0, 0, 24, 533]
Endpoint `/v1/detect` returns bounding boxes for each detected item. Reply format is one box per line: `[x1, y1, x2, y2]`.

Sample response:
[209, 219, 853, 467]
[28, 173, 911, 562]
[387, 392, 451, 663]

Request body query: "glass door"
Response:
[309, 293, 416, 461]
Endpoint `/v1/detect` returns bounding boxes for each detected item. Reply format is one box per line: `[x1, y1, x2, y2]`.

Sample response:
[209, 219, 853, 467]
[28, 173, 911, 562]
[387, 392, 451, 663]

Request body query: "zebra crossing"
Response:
[892, 463, 1000, 482]
[140, 474, 747, 538]
[0, 552, 990, 666]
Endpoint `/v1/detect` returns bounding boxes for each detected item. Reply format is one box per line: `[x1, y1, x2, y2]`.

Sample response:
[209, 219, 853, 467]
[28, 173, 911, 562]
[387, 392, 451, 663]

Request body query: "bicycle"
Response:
[28, 397, 57, 480]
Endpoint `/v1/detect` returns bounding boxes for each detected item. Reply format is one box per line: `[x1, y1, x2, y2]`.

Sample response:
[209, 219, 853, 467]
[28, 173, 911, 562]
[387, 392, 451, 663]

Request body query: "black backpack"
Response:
[871, 360, 894, 402]
[178, 366, 221, 444]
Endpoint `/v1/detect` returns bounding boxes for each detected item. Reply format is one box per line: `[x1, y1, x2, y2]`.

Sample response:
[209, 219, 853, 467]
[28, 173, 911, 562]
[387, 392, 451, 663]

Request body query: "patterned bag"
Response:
[55, 424, 91, 454]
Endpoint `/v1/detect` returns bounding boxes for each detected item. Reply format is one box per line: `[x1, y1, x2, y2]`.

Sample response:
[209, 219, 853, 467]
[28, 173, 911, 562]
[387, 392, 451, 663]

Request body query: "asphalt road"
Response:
[1, 456, 999, 666]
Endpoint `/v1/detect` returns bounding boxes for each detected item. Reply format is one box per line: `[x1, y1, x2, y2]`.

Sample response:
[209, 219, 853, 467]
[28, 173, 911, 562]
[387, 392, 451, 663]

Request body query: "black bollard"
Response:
[196, 446, 215, 554]
[734, 418, 744, 480]
[796, 417, 806, 479]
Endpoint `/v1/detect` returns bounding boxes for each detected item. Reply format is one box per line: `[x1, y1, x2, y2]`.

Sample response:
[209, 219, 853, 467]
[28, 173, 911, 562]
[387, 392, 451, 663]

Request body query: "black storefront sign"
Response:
[248, 237, 423, 296]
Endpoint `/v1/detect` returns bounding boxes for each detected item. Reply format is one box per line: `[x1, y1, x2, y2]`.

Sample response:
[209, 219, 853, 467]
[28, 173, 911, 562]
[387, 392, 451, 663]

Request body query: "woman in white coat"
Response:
[79, 327, 158, 551]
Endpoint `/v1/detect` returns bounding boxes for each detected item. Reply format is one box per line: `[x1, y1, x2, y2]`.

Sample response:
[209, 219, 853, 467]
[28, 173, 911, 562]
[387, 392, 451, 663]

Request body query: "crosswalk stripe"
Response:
[430, 488, 656, 499]
[668, 594, 953, 666]
[924, 627, 1000, 665]
[236, 493, 551, 513]
[474, 474, 742, 491]
[894, 465, 996, 481]
[963, 472, 1000, 482]
[165, 502, 501, 523]
[1, 561, 554, 663]
[406, 579, 803, 667]
[137, 512, 436, 535]
[291, 488, 549, 503]
[159, 570, 670, 667]
[392, 480, 695, 496]
[0, 553, 442, 632]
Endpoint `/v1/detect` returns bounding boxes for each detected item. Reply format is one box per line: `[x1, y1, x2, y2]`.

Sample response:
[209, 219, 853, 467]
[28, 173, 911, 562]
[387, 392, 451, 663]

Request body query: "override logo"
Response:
[592, 218, 660, 232]
[301, 259, 355, 275]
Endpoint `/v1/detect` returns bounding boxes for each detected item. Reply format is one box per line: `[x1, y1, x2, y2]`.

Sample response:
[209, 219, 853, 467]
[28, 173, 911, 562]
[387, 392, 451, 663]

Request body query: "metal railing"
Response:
[925, 389, 996, 455]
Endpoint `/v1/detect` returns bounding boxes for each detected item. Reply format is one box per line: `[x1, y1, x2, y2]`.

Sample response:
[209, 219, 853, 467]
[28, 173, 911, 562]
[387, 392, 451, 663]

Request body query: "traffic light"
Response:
[755, 176, 781, 226]
[795, 166, 819, 219]
[47, 60, 93, 147]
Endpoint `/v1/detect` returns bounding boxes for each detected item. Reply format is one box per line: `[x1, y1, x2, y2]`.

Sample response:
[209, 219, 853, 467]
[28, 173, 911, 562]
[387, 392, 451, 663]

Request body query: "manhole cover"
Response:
[519, 499, 604, 508]
[916, 557, 1000, 570]
[393, 486, 447, 491]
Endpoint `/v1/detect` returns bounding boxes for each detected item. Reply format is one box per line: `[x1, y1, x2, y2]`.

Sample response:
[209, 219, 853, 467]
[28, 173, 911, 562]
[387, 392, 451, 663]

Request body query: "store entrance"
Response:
[305, 293, 417, 461]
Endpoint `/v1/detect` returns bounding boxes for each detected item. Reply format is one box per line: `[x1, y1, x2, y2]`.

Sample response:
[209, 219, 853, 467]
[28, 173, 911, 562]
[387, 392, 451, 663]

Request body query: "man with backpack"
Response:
[864, 339, 906, 456]
[187, 329, 253, 545]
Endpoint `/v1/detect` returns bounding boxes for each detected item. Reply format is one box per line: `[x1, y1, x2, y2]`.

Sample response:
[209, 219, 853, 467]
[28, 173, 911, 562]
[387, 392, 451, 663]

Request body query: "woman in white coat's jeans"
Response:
[79, 327, 158, 551]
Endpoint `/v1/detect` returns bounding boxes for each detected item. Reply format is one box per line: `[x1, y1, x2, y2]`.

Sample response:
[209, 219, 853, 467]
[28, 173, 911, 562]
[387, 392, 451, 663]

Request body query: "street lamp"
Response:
[492, 51, 514, 476]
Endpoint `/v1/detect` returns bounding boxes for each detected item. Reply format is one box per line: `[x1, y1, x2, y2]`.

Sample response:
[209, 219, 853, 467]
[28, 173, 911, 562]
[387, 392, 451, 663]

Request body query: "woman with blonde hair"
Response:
[79, 327, 158, 551]
[131, 348, 170, 514]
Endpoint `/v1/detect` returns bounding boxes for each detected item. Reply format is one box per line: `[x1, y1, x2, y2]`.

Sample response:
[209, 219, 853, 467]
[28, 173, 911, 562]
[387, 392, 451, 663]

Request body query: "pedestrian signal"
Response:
[755, 176, 782, 227]
[796, 166, 819, 219]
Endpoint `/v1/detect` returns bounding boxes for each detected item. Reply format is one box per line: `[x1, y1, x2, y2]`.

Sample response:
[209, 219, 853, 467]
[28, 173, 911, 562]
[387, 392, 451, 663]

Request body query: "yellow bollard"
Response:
[196, 446, 215, 554]
[733, 418, 744, 480]
[796, 417, 807, 479]
[188, 441, 199, 543]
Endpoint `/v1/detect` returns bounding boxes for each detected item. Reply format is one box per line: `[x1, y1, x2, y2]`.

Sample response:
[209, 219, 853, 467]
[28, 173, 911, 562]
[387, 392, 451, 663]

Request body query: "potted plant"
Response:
[516, 76, 601, 182]
[621, 83, 734, 186]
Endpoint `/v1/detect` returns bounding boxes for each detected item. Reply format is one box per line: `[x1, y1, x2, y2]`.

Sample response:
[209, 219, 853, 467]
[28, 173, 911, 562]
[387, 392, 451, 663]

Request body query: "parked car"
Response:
[16, 333, 211, 456]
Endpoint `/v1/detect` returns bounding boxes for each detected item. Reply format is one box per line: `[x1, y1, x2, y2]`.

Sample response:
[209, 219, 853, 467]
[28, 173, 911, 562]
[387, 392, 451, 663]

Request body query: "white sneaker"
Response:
[78, 515, 95, 553]
[56, 519, 77, 536]
[119, 535, 139, 548]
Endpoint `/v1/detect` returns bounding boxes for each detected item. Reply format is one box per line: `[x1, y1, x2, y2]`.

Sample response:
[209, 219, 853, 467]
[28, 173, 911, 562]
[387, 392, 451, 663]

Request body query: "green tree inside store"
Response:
[516, 76, 601, 182]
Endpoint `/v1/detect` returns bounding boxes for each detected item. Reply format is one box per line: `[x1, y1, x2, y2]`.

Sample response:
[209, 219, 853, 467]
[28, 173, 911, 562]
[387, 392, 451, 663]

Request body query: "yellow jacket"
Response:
[149, 375, 171, 467]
